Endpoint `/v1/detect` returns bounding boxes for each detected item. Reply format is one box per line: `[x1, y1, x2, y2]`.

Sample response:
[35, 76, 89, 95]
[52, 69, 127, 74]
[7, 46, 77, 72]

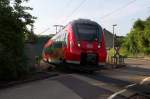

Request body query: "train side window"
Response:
[53, 41, 62, 48]
[44, 46, 53, 54]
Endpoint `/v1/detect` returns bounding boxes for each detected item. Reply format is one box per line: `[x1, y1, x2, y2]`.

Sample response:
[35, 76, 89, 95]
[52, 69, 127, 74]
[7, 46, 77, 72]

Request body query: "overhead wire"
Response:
[62, 0, 88, 23]
[38, 0, 73, 35]
[56, 0, 73, 24]
[37, 28, 50, 35]
[99, 0, 137, 20]
[38, 0, 88, 35]
[61, 0, 73, 17]
[38, 0, 137, 35]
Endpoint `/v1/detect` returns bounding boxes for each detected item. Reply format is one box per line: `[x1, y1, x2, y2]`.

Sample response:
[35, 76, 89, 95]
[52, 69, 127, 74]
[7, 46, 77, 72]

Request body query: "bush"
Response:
[143, 47, 150, 55]
[108, 48, 128, 58]
[0, 0, 35, 81]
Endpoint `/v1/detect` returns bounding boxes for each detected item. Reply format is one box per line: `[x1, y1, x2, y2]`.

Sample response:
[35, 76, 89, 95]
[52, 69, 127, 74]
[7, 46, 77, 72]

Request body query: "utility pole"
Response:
[53, 25, 64, 34]
[112, 24, 117, 56]
[53, 25, 59, 34]
[148, 7, 150, 14]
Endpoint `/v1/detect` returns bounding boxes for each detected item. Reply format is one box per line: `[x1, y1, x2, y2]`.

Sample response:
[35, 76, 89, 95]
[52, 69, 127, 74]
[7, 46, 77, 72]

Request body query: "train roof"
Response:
[70, 19, 100, 26]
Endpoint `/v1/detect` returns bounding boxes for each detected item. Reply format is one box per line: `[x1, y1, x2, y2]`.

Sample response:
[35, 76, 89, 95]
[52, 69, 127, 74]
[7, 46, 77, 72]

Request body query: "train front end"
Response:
[65, 19, 107, 68]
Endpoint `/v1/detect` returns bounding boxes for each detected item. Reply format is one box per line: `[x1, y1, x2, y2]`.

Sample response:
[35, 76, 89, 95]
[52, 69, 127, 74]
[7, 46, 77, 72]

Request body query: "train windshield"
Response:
[76, 24, 101, 41]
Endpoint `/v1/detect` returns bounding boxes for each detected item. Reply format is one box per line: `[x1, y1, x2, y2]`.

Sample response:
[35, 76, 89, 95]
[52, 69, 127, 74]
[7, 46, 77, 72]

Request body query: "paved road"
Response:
[0, 58, 150, 99]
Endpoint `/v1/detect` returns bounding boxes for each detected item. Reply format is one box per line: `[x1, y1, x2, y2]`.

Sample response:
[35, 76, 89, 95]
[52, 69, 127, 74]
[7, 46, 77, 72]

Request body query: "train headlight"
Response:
[98, 44, 101, 48]
[78, 43, 80, 47]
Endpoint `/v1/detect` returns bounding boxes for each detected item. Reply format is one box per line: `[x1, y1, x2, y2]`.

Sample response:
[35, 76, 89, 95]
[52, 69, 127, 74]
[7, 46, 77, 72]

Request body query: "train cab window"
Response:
[76, 24, 101, 41]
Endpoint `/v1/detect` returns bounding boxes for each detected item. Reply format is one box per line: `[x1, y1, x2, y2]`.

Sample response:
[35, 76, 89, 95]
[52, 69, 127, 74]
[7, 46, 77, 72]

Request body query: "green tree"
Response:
[143, 17, 150, 54]
[122, 17, 150, 55]
[0, 0, 35, 80]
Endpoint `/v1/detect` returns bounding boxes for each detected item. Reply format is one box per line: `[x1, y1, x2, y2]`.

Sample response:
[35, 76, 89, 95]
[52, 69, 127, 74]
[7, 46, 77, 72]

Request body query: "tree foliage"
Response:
[0, 0, 35, 80]
[123, 17, 150, 55]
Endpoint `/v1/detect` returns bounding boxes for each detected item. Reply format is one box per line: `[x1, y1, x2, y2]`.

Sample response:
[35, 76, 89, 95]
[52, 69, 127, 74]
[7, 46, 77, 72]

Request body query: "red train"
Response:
[42, 19, 107, 71]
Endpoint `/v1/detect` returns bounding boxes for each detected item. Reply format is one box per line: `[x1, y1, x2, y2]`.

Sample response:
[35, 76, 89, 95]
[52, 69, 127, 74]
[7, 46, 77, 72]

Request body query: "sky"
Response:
[25, 0, 150, 36]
